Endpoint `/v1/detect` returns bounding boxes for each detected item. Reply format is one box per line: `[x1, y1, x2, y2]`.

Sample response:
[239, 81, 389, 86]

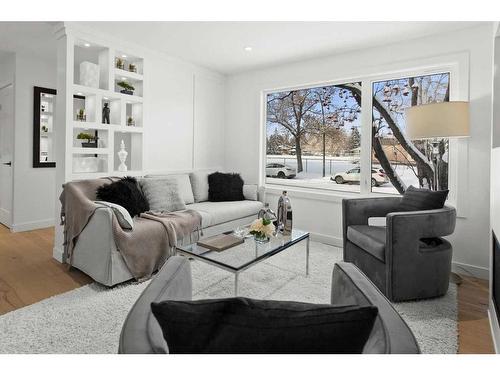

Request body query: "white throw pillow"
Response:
[139, 178, 186, 212]
[95, 201, 134, 230]
[243, 184, 258, 201]
[189, 170, 216, 203]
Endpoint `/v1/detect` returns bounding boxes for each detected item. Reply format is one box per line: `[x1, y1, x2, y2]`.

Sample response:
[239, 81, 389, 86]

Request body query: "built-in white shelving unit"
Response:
[63, 36, 145, 180]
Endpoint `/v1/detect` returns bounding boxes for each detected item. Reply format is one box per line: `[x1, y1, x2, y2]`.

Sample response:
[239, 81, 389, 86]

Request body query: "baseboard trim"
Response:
[53, 246, 64, 263]
[11, 218, 54, 232]
[309, 232, 342, 248]
[452, 261, 489, 280]
[488, 305, 500, 354]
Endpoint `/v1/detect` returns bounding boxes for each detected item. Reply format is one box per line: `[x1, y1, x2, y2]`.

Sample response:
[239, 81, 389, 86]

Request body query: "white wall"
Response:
[12, 54, 57, 231]
[0, 51, 57, 232]
[143, 55, 225, 173]
[225, 24, 495, 278]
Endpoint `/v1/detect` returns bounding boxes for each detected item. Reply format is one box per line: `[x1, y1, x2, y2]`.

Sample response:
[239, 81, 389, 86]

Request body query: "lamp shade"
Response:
[405, 101, 469, 139]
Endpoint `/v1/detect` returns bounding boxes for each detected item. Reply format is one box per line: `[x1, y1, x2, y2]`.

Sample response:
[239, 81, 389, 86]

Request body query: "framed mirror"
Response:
[33, 86, 56, 168]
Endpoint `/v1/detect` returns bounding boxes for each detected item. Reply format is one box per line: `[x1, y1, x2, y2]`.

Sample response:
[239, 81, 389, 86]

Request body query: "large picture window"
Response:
[265, 82, 362, 191]
[371, 73, 450, 194]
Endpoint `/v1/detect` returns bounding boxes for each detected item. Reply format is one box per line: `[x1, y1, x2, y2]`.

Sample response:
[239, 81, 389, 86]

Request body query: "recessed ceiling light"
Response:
[244, 46, 252, 52]
[83, 43, 91, 48]
[121, 55, 127, 58]
[77, 92, 83, 96]
[122, 77, 127, 81]
[103, 97, 109, 100]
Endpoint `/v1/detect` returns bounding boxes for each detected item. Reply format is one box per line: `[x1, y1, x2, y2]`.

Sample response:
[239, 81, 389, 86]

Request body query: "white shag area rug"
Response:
[0, 241, 457, 354]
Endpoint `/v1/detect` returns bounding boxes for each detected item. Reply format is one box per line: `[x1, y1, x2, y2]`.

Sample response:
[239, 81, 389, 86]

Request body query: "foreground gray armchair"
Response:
[342, 197, 456, 302]
[119, 256, 419, 354]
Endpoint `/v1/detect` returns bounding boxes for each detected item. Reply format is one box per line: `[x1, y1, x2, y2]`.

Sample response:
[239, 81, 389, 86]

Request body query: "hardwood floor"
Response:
[0, 225, 92, 315]
[0, 225, 496, 353]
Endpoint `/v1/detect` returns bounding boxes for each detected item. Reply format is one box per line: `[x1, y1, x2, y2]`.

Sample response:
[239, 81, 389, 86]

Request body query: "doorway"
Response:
[0, 83, 14, 228]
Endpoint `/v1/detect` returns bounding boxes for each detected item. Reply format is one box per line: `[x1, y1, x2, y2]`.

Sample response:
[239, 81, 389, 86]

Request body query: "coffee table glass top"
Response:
[176, 229, 309, 272]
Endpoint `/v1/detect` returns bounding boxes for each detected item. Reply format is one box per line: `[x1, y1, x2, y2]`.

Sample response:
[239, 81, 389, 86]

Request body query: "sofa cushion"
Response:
[139, 178, 186, 212]
[208, 172, 245, 202]
[144, 174, 194, 205]
[347, 225, 386, 262]
[189, 170, 216, 203]
[150, 297, 378, 354]
[96, 176, 149, 218]
[187, 200, 263, 228]
[400, 185, 449, 211]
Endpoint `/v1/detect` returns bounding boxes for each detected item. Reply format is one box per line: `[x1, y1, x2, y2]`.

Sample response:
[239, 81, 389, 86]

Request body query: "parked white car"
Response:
[266, 163, 296, 179]
[331, 167, 388, 187]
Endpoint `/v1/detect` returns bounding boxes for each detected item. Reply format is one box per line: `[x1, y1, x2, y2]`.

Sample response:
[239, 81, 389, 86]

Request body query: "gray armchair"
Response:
[342, 197, 456, 302]
[119, 256, 420, 354]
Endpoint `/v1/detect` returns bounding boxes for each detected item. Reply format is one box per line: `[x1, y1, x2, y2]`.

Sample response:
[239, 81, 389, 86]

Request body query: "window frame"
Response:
[260, 52, 469, 216]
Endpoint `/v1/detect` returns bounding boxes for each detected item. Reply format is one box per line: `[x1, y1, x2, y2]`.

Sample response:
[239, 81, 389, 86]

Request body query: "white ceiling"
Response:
[0, 21, 484, 74]
[0, 22, 56, 61]
[80, 21, 483, 74]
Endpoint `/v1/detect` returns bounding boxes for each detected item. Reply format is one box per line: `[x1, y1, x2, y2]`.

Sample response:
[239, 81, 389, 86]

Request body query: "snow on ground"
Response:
[267, 156, 419, 194]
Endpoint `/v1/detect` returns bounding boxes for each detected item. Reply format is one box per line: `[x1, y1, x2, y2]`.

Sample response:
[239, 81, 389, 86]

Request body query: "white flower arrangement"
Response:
[249, 217, 275, 240]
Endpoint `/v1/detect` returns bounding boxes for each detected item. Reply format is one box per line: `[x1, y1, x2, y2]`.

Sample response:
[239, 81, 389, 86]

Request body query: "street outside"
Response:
[267, 155, 419, 194]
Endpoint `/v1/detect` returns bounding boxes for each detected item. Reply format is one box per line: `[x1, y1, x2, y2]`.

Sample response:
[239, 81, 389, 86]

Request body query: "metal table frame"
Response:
[175, 232, 310, 296]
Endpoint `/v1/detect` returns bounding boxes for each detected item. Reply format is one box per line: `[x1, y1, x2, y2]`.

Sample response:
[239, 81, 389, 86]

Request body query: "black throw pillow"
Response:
[96, 176, 149, 217]
[208, 172, 245, 202]
[151, 297, 378, 354]
[400, 185, 449, 211]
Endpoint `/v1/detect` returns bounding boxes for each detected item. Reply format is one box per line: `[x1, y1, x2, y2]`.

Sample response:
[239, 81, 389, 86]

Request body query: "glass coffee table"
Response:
[175, 229, 310, 296]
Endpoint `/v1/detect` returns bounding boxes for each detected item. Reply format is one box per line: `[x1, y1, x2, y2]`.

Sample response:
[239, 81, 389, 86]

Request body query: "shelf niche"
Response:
[73, 127, 109, 149]
[125, 102, 143, 127]
[101, 97, 121, 125]
[114, 50, 144, 75]
[73, 93, 97, 123]
[73, 39, 110, 91]
[72, 154, 108, 175]
[113, 132, 143, 172]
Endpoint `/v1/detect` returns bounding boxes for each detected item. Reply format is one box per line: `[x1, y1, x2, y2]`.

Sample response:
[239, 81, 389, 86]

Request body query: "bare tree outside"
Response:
[266, 83, 362, 189]
[265, 73, 450, 194]
[371, 73, 450, 193]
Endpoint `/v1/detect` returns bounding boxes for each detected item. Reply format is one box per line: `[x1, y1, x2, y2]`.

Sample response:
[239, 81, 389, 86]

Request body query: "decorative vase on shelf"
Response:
[117, 140, 128, 172]
[79, 61, 100, 88]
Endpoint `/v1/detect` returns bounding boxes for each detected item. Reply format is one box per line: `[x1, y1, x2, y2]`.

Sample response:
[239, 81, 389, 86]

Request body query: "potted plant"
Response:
[117, 81, 135, 95]
[116, 58, 125, 70]
[77, 132, 98, 148]
[41, 125, 48, 133]
[76, 108, 86, 122]
[128, 63, 137, 73]
[127, 116, 135, 126]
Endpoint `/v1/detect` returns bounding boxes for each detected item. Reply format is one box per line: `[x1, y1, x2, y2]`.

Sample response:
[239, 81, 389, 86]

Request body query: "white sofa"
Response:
[71, 171, 264, 286]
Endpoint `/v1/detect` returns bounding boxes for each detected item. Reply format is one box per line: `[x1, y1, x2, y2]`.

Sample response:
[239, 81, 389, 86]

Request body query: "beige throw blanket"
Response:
[112, 210, 201, 281]
[60, 179, 202, 281]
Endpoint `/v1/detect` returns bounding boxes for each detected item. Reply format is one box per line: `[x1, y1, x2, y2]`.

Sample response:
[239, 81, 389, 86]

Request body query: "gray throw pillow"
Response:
[95, 201, 134, 230]
[243, 184, 258, 201]
[189, 170, 216, 202]
[139, 178, 186, 212]
[144, 174, 194, 204]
